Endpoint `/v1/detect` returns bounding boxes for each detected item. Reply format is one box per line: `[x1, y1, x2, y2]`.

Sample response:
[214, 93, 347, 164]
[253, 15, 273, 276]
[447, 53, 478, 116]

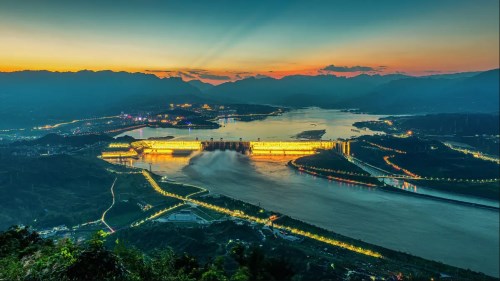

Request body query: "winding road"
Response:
[101, 177, 117, 233]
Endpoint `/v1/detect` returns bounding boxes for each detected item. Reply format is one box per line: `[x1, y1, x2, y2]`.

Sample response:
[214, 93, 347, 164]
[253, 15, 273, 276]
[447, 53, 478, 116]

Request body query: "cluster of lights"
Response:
[140, 170, 383, 259]
[399, 181, 417, 192]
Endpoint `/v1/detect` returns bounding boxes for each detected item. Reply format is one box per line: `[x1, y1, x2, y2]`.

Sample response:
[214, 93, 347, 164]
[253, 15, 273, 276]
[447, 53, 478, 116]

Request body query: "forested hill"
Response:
[0, 70, 204, 129]
[206, 69, 499, 114]
[1, 69, 498, 130]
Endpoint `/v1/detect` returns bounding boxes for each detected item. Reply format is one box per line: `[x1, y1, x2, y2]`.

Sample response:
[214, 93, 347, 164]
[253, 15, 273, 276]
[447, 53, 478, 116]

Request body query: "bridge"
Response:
[102, 139, 345, 158]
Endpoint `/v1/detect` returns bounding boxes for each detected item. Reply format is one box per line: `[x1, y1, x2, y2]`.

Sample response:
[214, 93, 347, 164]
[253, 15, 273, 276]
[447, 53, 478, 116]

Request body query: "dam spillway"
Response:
[101, 140, 342, 157]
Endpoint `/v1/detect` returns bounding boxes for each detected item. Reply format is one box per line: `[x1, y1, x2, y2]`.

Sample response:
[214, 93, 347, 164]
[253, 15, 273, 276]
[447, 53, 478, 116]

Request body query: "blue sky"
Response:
[1, 0, 498, 83]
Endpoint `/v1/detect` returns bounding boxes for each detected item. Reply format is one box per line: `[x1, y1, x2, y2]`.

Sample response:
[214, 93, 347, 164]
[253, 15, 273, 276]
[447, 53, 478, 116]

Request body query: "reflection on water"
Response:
[116, 108, 499, 277]
[355, 159, 499, 208]
[117, 108, 385, 141]
[121, 151, 499, 277]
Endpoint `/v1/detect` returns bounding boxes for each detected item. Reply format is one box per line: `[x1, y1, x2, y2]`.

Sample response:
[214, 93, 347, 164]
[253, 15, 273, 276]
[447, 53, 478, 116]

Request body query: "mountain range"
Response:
[0, 69, 498, 129]
[0, 70, 202, 129]
[202, 69, 499, 114]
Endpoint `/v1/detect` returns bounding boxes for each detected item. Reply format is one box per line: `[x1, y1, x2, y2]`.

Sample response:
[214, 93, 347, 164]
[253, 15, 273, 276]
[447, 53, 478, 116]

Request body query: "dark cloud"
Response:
[253, 74, 269, 79]
[145, 68, 240, 81]
[186, 69, 210, 75]
[198, 73, 231, 80]
[424, 70, 442, 73]
[178, 72, 196, 79]
[321, 64, 376, 72]
[145, 69, 176, 73]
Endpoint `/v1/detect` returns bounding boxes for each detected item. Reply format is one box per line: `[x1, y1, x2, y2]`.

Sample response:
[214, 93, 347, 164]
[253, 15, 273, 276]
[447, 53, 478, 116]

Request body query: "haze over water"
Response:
[119, 108, 500, 277]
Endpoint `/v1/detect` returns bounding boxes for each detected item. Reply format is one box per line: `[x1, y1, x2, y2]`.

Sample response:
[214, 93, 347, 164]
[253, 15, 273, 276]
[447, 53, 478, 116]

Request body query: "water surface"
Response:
[118, 108, 499, 277]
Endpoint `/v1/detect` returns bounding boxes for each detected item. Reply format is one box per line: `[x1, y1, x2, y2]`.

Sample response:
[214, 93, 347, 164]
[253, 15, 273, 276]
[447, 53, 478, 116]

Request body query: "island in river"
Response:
[292, 129, 326, 140]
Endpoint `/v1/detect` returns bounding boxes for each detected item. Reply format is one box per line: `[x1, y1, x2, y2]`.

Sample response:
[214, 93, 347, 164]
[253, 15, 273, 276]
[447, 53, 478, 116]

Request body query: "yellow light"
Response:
[108, 143, 130, 148]
[101, 150, 138, 158]
[132, 140, 202, 154]
[140, 170, 383, 259]
[250, 141, 335, 155]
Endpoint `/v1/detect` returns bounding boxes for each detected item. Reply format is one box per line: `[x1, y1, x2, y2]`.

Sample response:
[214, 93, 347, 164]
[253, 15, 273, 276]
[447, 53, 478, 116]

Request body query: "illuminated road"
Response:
[139, 170, 383, 259]
[444, 142, 500, 165]
[34, 115, 120, 130]
[101, 177, 117, 233]
[348, 155, 499, 183]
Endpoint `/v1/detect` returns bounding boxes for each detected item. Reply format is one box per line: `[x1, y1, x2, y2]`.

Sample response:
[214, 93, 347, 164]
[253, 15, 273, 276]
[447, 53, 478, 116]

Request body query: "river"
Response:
[117, 108, 499, 277]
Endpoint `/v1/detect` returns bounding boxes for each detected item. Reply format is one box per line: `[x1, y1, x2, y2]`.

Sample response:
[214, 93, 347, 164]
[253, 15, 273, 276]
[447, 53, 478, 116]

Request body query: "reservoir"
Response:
[118, 108, 500, 277]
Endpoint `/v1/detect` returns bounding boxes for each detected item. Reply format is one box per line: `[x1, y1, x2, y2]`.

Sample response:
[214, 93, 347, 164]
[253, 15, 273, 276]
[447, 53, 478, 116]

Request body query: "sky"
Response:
[0, 0, 498, 84]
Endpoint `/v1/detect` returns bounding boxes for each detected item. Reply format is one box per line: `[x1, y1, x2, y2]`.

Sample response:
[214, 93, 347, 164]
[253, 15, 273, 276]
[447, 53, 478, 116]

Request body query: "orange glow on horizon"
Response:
[1, 63, 498, 86]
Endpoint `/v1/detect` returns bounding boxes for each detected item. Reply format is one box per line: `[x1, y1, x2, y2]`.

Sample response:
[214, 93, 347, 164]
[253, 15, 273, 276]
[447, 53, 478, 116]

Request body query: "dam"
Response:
[102, 139, 346, 158]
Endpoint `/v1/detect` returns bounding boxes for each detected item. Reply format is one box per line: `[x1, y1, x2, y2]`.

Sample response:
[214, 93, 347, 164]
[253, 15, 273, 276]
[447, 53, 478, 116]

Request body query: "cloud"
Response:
[424, 70, 442, 73]
[321, 64, 376, 72]
[186, 69, 208, 75]
[198, 73, 232, 80]
[145, 69, 177, 73]
[178, 72, 196, 79]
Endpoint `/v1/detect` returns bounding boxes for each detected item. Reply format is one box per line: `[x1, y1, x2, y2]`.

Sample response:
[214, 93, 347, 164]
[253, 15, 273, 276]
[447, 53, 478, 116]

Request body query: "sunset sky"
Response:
[1, 0, 498, 84]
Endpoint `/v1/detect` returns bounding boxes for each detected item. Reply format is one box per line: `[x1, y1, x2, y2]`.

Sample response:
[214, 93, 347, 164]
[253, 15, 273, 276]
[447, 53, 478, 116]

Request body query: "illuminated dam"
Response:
[102, 140, 348, 158]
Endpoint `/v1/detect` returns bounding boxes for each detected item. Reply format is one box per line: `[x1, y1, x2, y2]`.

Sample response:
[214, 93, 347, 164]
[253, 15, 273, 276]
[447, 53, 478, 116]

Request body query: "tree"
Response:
[201, 266, 228, 281]
[66, 231, 126, 281]
[229, 244, 246, 266]
[231, 267, 250, 281]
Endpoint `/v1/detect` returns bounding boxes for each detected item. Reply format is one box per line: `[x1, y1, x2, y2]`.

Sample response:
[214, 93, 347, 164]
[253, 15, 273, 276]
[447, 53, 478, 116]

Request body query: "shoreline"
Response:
[141, 168, 498, 279]
[287, 160, 500, 211]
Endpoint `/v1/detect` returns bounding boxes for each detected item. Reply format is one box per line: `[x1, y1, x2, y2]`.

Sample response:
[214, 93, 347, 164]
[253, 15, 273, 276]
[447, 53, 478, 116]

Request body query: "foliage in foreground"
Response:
[0, 226, 293, 281]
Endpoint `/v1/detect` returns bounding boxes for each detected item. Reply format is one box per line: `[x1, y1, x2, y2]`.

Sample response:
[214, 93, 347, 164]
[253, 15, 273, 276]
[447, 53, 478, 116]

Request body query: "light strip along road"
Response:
[101, 177, 117, 233]
[140, 170, 383, 259]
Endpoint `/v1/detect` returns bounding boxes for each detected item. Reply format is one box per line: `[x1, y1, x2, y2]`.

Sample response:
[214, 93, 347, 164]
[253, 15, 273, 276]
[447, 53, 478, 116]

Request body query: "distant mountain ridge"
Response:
[188, 79, 214, 92]
[0, 70, 203, 129]
[206, 74, 408, 106]
[206, 69, 499, 114]
[0, 69, 498, 129]
[351, 69, 499, 113]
